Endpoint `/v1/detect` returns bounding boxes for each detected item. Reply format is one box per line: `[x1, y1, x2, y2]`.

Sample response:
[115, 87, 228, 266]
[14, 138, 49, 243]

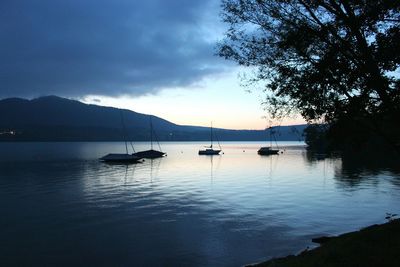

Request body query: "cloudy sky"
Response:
[1, 0, 305, 129]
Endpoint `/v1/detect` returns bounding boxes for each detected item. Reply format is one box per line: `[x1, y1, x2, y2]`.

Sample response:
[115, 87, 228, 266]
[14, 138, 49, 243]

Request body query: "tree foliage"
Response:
[218, 0, 400, 147]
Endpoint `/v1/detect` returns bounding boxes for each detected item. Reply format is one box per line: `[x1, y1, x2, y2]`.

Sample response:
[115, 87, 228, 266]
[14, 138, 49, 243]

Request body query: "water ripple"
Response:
[0, 142, 399, 266]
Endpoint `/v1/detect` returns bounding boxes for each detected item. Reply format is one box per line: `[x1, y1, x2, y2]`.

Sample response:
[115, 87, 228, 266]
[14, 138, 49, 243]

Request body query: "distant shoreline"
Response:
[0, 96, 306, 143]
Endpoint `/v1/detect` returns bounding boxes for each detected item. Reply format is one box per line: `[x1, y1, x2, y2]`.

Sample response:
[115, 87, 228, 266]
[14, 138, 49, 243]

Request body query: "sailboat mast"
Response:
[120, 110, 129, 154]
[210, 121, 213, 148]
[270, 127, 272, 147]
[150, 116, 153, 150]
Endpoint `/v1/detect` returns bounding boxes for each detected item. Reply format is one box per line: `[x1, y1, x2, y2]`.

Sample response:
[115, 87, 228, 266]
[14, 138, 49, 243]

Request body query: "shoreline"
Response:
[249, 219, 400, 267]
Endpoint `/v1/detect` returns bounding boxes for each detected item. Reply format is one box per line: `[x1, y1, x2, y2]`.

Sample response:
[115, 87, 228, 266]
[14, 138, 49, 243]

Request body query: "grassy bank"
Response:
[250, 219, 400, 267]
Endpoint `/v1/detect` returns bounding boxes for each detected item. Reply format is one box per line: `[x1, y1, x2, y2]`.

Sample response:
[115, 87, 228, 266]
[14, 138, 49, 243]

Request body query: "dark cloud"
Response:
[0, 0, 228, 98]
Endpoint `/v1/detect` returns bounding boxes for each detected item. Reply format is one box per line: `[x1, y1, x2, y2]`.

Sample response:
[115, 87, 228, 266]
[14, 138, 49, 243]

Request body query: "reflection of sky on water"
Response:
[1, 142, 399, 266]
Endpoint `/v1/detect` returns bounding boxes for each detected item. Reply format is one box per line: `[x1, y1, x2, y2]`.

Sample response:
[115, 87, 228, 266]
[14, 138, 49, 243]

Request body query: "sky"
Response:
[0, 0, 305, 129]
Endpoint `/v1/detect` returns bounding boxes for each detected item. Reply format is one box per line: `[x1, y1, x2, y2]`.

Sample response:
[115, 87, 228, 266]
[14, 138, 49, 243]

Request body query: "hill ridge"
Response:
[0, 96, 306, 141]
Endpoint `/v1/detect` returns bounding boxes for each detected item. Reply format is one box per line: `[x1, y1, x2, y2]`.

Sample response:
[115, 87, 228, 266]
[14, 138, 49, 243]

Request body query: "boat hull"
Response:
[100, 153, 143, 163]
[133, 149, 166, 159]
[257, 147, 280, 155]
[198, 149, 221, 155]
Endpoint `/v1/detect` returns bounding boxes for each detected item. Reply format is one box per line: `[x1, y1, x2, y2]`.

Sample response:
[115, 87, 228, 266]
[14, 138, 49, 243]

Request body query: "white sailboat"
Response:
[199, 122, 222, 155]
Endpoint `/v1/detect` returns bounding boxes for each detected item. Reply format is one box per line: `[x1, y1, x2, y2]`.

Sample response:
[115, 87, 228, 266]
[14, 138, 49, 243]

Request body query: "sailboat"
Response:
[199, 122, 222, 155]
[258, 126, 280, 155]
[100, 110, 144, 163]
[133, 116, 166, 159]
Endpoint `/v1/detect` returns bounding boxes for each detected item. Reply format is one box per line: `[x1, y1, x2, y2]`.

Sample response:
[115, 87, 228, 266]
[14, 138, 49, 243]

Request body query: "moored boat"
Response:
[258, 126, 280, 156]
[100, 109, 144, 164]
[100, 153, 143, 163]
[199, 122, 222, 155]
[134, 149, 166, 158]
[257, 146, 279, 155]
[199, 147, 221, 155]
[133, 116, 166, 159]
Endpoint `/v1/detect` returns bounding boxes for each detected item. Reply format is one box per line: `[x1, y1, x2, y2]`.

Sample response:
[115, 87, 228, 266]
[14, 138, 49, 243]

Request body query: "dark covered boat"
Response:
[257, 147, 279, 155]
[134, 149, 166, 159]
[100, 109, 144, 164]
[100, 153, 143, 163]
[133, 116, 166, 159]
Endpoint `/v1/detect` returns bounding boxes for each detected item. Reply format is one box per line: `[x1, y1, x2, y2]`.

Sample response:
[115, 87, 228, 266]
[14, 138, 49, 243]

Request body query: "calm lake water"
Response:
[1, 142, 399, 266]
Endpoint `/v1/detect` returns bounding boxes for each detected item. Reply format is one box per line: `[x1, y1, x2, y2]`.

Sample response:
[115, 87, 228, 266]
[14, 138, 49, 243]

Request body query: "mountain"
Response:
[0, 96, 306, 141]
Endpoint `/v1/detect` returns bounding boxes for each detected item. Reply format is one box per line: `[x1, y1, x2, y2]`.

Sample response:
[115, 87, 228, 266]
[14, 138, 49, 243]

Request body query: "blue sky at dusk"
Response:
[0, 0, 305, 129]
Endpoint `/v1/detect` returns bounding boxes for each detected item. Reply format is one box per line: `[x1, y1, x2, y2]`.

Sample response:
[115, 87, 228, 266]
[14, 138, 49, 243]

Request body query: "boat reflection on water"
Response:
[2, 142, 399, 267]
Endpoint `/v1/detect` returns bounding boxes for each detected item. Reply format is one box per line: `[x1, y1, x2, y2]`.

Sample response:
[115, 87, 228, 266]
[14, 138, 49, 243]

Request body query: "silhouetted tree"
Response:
[218, 0, 400, 151]
[304, 124, 329, 151]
